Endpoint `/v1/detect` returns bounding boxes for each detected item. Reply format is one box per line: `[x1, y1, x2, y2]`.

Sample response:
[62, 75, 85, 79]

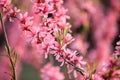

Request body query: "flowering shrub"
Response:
[0, 0, 120, 80]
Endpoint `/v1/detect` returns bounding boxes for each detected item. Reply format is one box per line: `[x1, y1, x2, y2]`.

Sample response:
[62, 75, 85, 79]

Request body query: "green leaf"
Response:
[92, 62, 97, 74]
[57, 30, 61, 44]
[64, 27, 69, 37]
[87, 64, 91, 74]
[58, 30, 61, 36]
[13, 51, 18, 66]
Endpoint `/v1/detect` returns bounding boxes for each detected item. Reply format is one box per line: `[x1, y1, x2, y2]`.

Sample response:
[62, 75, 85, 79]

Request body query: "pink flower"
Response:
[41, 63, 65, 80]
[31, 0, 41, 3]
[32, 1, 54, 17]
[7, 7, 20, 22]
[115, 41, 120, 55]
[92, 74, 104, 80]
[64, 33, 73, 43]
[0, 0, 11, 8]
[111, 70, 120, 80]
[70, 35, 88, 54]
[64, 49, 86, 66]
[19, 12, 34, 31]
[42, 34, 55, 58]
[26, 26, 41, 44]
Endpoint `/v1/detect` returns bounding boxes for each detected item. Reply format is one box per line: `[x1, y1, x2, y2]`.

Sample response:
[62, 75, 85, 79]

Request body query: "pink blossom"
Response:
[115, 41, 120, 55]
[111, 70, 120, 80]
[70, 35, 88, 54]
[0, 0, 11, 9]
[111, 0, 120, 12]
[91, 74, 104, 80]
[7, 7, 20, 22]
[32, 1, 54, 17]
[18, 12, 34, 31]
[41, 63, 65, 80]
[31, 0, 41, 3]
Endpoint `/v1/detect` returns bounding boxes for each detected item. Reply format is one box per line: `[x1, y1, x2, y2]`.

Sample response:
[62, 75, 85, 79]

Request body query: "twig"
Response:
[0, 12, 16, 80]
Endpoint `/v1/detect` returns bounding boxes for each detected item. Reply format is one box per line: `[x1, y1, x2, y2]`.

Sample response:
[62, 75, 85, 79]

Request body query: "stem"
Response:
[60, 55, 85, 76]
[0, 12, 16, 80]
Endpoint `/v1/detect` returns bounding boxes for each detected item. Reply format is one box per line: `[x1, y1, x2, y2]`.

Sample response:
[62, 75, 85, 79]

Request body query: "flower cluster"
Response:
[0, 0, 11, 10]
[0, 0, 20, 22]
[100, 57, 120, 80]
[16, 0, 86, 76]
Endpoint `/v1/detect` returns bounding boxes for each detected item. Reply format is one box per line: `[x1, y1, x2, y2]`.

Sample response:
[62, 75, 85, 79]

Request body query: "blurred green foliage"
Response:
[19, 62, 41, 80]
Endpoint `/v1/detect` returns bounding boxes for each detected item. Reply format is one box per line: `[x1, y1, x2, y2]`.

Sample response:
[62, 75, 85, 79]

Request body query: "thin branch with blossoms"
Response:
[0, 0, 18, 80]
[60, 54, 85, 75]
[0, 0, 86, 78]
[0, 12, 16, 80]
[13, 0, 86, 77]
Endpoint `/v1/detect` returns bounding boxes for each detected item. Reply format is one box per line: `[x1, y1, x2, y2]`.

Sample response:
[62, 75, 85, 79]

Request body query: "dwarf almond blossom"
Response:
[19, 12, 34, 31]
[115, 40, 120, 55]
[0, 0, 11, 9]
